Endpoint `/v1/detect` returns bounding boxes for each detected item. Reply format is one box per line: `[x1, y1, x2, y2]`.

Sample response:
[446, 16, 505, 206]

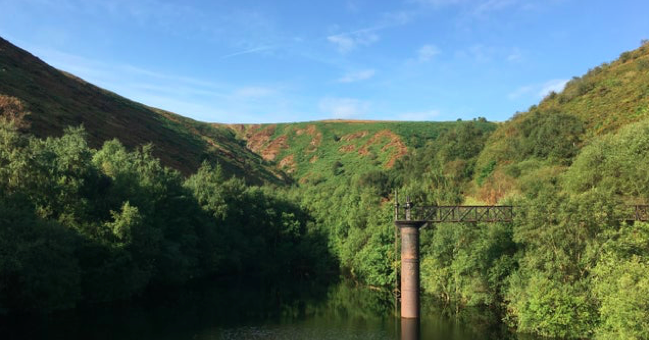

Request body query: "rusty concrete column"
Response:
[396, 220, 426, 318]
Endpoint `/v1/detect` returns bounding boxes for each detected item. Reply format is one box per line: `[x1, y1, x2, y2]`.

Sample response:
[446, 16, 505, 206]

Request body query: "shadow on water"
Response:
[0, 277, 540, 340]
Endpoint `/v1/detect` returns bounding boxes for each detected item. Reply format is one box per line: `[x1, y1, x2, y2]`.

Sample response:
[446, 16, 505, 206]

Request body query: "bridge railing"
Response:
[396, 204, 513, 223]
[416, 205, 514, 223]
[394, 200, 649, 223]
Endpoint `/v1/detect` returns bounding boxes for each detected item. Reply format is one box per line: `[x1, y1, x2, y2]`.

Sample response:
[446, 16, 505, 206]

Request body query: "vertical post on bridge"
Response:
[396, 196, 426, 319]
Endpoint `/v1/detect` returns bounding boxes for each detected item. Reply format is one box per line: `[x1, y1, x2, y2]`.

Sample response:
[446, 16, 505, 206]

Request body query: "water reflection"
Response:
[401, 318, 420, 340]
[0, 277, 537, 340]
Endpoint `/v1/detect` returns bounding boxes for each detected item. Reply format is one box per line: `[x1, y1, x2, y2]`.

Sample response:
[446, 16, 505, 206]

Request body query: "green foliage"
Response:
[477, 160, 496, 185]
[421, 222, 516, 307]
[105, 202, 141, 243]
[0, 194, 81, 312]
[0, 121, 333, 312]
[186, 162, 334, 276]
[357, 170, 393, 197]
[396, 121, 494, 203]
[509, 274, 596, 338]
[525, 111, 583, 161]
[620, 51, 634, 63]
[495, 109, 585, 165]
[593, 223, 649, 340]
[566, 119, 649, 200]
[501, 187, 625, 338]
[295, 178, 397, 287]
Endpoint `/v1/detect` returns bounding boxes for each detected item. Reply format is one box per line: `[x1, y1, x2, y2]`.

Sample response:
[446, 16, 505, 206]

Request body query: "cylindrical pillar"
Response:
[396, 220, 426, 318]
[400, 317, 420, 340]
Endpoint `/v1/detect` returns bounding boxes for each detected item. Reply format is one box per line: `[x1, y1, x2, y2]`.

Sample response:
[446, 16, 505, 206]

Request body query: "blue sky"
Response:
[1, 0, 648, 123]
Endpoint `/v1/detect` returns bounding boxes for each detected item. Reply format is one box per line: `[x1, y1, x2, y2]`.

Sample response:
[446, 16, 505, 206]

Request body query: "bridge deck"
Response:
[395, 202, 649, 223]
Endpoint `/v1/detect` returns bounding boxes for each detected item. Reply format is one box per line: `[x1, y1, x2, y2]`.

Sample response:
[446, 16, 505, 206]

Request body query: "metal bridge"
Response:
[393, 196, 648, 320]
[395, 199, 649, 224]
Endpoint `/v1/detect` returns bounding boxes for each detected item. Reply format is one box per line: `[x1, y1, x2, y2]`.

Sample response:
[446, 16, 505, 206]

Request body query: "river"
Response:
[0, 278, 540, 340]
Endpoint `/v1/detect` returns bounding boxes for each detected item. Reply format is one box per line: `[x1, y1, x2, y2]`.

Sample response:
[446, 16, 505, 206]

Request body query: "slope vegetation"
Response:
[228, 120, 494, 185]
[474, 40, 649, 203]
[374, 41, 649, 339]
[0, 37, 281, 183]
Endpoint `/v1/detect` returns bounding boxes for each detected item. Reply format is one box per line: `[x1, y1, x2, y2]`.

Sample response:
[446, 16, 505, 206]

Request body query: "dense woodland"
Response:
[1, 41, 649, 339]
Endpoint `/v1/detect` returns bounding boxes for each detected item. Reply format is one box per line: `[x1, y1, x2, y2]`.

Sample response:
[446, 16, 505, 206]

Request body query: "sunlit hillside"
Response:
[473, 40, 649, 203]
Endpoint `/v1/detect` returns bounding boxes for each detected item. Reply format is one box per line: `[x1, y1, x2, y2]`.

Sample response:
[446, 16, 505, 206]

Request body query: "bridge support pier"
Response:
[396, 220, 427, 318]
[400, 316, 420, 339]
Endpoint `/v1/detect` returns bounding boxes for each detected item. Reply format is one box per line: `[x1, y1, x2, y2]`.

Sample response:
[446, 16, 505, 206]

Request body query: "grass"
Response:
[235, 120, 496, 184]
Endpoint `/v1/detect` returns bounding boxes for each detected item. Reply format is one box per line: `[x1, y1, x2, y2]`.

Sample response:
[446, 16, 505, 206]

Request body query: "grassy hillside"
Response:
[0, 37, 281, 183]
[473, 40, 649, 203]
[228, 120, 495, 185]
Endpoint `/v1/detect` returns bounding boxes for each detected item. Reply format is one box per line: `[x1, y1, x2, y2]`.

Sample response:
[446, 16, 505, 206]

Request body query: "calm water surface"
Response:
[0, 278, 540, 340]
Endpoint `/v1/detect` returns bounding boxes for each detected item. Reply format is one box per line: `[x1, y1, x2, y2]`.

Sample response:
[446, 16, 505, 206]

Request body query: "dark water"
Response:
[0, 278, 539, 340]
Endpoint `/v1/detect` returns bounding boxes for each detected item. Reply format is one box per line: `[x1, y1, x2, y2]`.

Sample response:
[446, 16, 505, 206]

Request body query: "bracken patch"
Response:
[358, 130, 408, 168]
[339, 144, 356, 153]
[278, 154, 296, 173]
[246, 125, 276, 154]
[340, 131, 369, 142]
[261, 135, 289, 161]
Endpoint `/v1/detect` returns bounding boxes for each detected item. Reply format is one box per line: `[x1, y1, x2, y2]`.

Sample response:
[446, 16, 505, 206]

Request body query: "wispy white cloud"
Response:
[327, 30, 379, 53]
[28, 0, 202, 30]
[381, 10, 417, 25]
[508, 78, 569, 100]
[345, 0, 360, 12]
[468, 44, 494, 62]
[410, 0, 465, 8]
[220, 46, 274, 59]
[327, 35, 356, 53]
[418, 44, 441, 62]
[233, 86, 276, 98]
[412, 0, 537, 18]
[455, 44, 524, 64]
[338, 69, 376, 83]
[457, 43, 514, 63]
[398, 109, 441, 121]
[507, 85, 533, 100]
[472, 0, 519, 16]
[326, 9, 416, 54]
[25, 0, 286, 61]
[507, 47, 523, 62]
[319, 97, 370, 118]
[538, 79, 568, 97]
[27, 46, 302, 123]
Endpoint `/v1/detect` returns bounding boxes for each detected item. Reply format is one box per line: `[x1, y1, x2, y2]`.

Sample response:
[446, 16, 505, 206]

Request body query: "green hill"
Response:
[473, 40, 649, 203]
[227, 120, 493, 185]
[0, 37, 282, 183]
